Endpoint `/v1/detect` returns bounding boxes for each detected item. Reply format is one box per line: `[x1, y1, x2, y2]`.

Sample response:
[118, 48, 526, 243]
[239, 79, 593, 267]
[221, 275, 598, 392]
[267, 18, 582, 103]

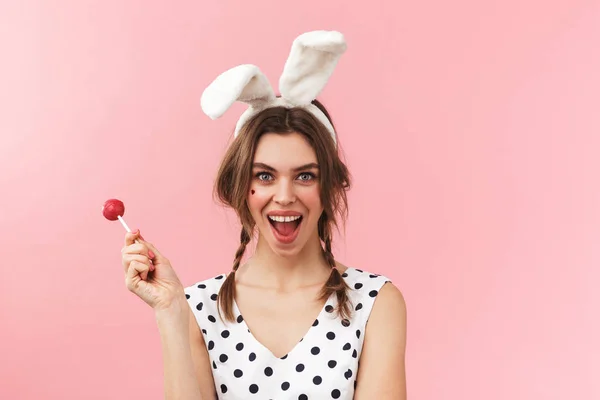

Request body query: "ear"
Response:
[278, 31, 347, 106]
[201, 64, 276, 120]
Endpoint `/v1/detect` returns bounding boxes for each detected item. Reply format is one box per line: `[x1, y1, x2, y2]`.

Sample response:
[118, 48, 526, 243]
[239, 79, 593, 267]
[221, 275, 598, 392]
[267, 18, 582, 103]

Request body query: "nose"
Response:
[273, 178, 296, 205]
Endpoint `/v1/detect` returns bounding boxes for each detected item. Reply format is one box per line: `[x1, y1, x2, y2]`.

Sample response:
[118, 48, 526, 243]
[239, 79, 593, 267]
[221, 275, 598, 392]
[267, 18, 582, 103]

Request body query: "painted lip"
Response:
[267, 210, 303, 217]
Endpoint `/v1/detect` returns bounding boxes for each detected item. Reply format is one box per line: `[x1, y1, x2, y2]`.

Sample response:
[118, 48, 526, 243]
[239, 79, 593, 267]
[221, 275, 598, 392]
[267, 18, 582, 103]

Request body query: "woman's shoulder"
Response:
[184, 273, 230, 321]
[338, 263, 403, 314]
[338, 263, 393, 288]
[184, 272, 228, 295]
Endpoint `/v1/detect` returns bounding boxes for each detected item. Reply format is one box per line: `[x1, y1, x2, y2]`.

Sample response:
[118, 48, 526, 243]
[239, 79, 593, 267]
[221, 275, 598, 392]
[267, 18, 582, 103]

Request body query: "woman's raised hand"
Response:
[121, 230, 185, 311]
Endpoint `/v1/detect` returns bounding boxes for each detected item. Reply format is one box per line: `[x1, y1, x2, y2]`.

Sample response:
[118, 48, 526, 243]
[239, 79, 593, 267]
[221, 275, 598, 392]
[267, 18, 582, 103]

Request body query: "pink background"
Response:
[1, 1, 599, 399]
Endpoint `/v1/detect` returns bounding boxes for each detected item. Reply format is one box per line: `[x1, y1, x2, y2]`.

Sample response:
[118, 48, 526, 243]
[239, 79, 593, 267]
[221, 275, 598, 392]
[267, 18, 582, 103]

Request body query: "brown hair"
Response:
[213, 99, 352, 322]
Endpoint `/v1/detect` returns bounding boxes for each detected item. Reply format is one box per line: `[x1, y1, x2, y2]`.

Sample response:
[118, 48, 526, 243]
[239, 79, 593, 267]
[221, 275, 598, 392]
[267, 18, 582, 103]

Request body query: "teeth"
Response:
[268, 215, 301, 223]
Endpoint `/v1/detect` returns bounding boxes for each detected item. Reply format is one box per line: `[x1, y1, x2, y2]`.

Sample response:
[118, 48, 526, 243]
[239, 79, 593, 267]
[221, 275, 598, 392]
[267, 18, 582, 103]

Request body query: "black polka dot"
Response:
[237, 315, 244, 323]
[281, 382, 290, 391]
[356, 269, 363, 272]
[369, 274, 379, 278]
[220, 384, 227, 394]
[312, 319, 319, 327]
[196, 302, 203, 311]
[296, 363, 305, 372]
[356, 329, 361, 338]
[264, 367, 273, 376]
[215, 275, 224, 280]
[236, 342, 244, 351]
[326, 332, 336, 340]
[280, 354, 288, 360]
[355, 303, 363, 311]
[325, 305, 334, 313]
[210, 293, 218, 301]
[208, 315, 216, 323]
[299, 395, 308, 400]
[212, 361, 217, 369]
[234, 369, 243, 378]
[207, 340, 214, 350]
[311, 346, 320, 355]
[354, 283, 363, 289]
[369, 290, 379, 297]
[249, 352, 257, 361]
[249, 384, 259, 394]
[197, 284, 206, 289]
[332, 389, 341, 398]
[352, 349, 358, 358]
[344, 369, 353, 379]
[219, 354, 228, 363]
[354, 380, 358, 389]
[185, 294, 190, 299]
[313, 375, 322, 385]
[342, 272, 348, 278]
[221, 330, 230, 338]
[341, 319, 350, 327]
[343, 343, 351, 351]
[201, 329, 207, 335]
[328, 360, 337, 368]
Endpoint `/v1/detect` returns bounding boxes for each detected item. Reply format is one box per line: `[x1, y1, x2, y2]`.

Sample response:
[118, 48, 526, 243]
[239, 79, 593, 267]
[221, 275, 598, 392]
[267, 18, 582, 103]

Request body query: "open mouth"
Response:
[268, 215, 303, 244]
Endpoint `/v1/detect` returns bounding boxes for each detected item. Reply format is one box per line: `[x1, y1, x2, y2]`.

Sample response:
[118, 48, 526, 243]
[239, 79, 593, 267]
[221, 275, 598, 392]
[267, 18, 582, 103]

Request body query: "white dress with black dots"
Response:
[184, 267, 391, 400]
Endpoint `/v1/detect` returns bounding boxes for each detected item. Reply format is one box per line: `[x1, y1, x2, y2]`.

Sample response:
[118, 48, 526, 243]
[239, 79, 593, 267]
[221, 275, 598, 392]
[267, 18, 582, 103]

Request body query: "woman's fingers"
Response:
[125, 259, 150, 290]
[122, 254, 153, 275]
[122, 232, 156, 263]
[122, 242, 148, 255]
[142, 240, 162, 262]
[122, 242, 153, 260]
[123, 242, 155, 271]
[124, 229, 140, 246]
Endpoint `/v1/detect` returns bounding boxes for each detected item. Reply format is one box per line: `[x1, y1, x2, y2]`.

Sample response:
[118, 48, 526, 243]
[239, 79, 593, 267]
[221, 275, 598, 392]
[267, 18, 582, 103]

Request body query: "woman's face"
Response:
[247, 132, 323, 256]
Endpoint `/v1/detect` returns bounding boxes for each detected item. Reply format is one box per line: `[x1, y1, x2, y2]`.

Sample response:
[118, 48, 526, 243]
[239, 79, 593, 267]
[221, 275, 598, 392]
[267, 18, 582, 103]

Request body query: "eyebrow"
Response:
[252, 162, 320, 172]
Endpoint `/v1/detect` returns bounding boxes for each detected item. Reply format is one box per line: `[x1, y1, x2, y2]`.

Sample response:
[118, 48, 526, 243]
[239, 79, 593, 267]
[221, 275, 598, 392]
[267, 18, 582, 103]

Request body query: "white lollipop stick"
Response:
[117, 215, 132, 233]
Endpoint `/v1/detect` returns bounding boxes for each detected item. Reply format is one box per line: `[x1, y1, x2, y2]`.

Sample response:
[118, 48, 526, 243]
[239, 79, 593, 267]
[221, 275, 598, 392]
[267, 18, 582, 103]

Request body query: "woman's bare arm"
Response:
[155, 297, 215, 400]
[187, 304, 217, 399]
[354, 283, 407, 399]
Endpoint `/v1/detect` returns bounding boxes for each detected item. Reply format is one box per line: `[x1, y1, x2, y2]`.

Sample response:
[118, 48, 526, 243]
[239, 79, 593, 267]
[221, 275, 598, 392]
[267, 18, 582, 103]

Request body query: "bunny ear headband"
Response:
[200, 30, 347, 146]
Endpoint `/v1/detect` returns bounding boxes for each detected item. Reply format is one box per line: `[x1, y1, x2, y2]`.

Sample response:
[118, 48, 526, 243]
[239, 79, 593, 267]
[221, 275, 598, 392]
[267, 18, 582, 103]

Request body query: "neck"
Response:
[239, 232, 331, 290]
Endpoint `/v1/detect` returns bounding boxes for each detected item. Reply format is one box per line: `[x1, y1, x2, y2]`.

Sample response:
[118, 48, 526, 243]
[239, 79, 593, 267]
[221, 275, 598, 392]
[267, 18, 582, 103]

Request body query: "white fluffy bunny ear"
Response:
[279, 30, 347, 106]
[201, 64, 276, 120]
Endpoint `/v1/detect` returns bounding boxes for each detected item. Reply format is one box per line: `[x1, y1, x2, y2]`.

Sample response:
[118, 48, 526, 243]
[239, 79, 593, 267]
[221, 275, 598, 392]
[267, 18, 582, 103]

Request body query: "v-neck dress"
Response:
[184, 267, 391, 400]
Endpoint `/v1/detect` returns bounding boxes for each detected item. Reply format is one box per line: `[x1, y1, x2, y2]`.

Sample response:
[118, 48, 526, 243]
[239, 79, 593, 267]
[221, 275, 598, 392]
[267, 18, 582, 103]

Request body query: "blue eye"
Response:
[298, 172, 316, 181]
[256, 172, 273, 181]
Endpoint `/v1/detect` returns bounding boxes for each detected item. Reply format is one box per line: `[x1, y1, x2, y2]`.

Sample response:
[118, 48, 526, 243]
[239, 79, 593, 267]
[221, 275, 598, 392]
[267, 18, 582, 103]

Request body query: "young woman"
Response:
[121, 31, 407, 400]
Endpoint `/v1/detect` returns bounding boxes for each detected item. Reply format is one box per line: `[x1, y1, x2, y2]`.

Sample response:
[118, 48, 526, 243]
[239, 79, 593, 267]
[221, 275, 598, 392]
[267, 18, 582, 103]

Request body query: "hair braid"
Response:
[218, 227, 251, 321]
[319, 224, 352, 321]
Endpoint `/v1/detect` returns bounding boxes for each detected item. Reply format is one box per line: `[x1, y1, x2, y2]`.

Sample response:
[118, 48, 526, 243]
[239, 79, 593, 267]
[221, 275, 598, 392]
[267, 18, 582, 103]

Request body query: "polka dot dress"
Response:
[185, 267, 391, 399]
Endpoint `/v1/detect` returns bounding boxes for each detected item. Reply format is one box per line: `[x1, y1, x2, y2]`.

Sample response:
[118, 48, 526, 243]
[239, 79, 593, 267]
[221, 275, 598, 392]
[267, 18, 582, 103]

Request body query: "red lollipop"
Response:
[102, 199, 132, 231]
[103, 199, 124, 220]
